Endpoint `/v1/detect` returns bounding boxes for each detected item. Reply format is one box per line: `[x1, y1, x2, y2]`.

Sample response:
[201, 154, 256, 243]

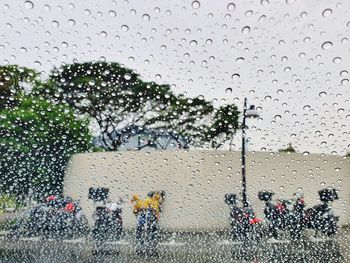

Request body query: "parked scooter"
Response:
[43, 197, 89, 239]
[225, 194, 263, 242]
[258, 191, 305, 240]
[92, 204, 123, 242]
[304, 188, 339, 237]
[8, 196, 88, 240]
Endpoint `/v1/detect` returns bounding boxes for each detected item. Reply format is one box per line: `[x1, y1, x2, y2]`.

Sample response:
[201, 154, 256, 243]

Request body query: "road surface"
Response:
[0, 228, 348, 263]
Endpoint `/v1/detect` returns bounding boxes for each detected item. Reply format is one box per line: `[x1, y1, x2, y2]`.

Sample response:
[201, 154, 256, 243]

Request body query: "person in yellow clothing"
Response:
[145, 193, 163, 257]
[145, 193, 162, 220]
[131, 195, 147, 215]
[131, 195, 148, 254]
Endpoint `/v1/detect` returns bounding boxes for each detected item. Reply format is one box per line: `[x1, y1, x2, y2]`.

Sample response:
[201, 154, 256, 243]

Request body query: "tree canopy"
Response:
[37, 61, 240, 150]
[0, 96, 93, 197]
[0, 61, 241, 198]
[0, 65, 38, 109]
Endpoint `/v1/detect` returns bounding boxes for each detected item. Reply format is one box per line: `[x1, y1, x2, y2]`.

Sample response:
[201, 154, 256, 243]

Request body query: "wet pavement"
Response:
[0, 228, 348, 263]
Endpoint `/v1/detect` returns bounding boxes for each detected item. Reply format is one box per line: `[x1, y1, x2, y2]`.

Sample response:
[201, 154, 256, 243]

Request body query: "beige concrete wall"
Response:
[63, 150, 350, 231]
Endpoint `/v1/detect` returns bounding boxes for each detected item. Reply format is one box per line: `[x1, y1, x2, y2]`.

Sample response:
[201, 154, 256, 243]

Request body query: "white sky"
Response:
[0, 0, 349, 155]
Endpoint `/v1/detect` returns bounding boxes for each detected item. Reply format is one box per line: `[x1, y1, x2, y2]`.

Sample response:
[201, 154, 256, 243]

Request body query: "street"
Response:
[0, 228, 348, 263]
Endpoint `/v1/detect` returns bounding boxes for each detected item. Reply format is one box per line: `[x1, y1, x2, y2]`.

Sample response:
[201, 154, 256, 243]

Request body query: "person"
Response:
[106, 200, 123, 240]
[145, 193, 162, 256]
[131, 195, 148, 254]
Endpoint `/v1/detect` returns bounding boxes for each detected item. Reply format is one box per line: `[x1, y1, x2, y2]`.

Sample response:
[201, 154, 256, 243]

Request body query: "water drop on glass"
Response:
[231, 73, 240, 81]
[321, 41, 333, 50]
[242, 26, 250, 34]
[191, 1, 200, 9]
[322, 8, 332, 17]
[190, 40, 198, 46]
[227, 3, 235, 11]
[24, 1, 34, 9]
[109, 10, 117, 17]
[121, 25, 129, 32]
[142, 14, 150, 21]
[260, 0, 270, 7]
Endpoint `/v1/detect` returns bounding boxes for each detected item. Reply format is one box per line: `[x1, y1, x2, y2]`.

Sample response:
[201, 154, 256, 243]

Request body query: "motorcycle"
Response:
[225, 193, 263, 242]
[8, 196, 89, 240]
[258, 191, 305, 240]
[43, 198, 89, 239]
[304, 188, 339, 237]
[259, 188, 339, 240]
[92, 204, 123, 242]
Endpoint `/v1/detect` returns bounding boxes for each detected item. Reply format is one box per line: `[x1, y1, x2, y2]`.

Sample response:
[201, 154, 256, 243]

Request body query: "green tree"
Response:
[0, 96, 93, 198]
[145, 94, 214, 148]
[206, 104, 240, 149]
[38, 62, 238, 150]
[0, 65, 38, 109]
[37, 62, 175, 150]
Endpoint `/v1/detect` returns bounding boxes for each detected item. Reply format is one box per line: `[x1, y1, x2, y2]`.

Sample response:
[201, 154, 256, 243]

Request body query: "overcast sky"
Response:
[0, 0, 349, 155]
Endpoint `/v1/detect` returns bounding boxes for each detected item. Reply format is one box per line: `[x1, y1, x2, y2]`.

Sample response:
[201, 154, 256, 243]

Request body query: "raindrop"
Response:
[205, 39, 213, 45]
[142, 14, 150, 21]
[337, 108, 345, 113]
[245, 10, 253, 17]
[24, 1, 34, 9]
[300, 11, 307, 18]
[190, 40, 198, 46]
[225, 87, 232, 94]
[274, 115, 282, 120]
[231, 73, 240, 81]
[322, 8, 332, 17]
[100, 31, 107, 38]
[109, 10, 117, 17]
[130, 9, 136, 15]
[236, 57, 244, 64]
[124, 74, 132, 80]
[68, 19, 76, 26]
[302, 151, 310, 156]
[333, 57, 342, 63]
[341, 79, 349, 85]
[121, 25, 129, 32]
[51, 20, 59, 28]
[321, 41, 333, 50]
[319, 91, 327, 97]
[260, 0, 270, 7]
[340, 70, 348, 76]
[227, 3, 236, 11]
[191, 1, 200, 9]
[286, 0, 296, 4]
[258, 15, 266, 22]
[242, 26, 250, 34]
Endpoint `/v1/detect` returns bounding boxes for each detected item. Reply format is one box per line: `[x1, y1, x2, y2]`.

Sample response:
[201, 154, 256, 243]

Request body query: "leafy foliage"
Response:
[206, 104, 240, 149]
[0, 65, 38, 109]
[0, 96, 93, 197]
[38, 61, 240, 150]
